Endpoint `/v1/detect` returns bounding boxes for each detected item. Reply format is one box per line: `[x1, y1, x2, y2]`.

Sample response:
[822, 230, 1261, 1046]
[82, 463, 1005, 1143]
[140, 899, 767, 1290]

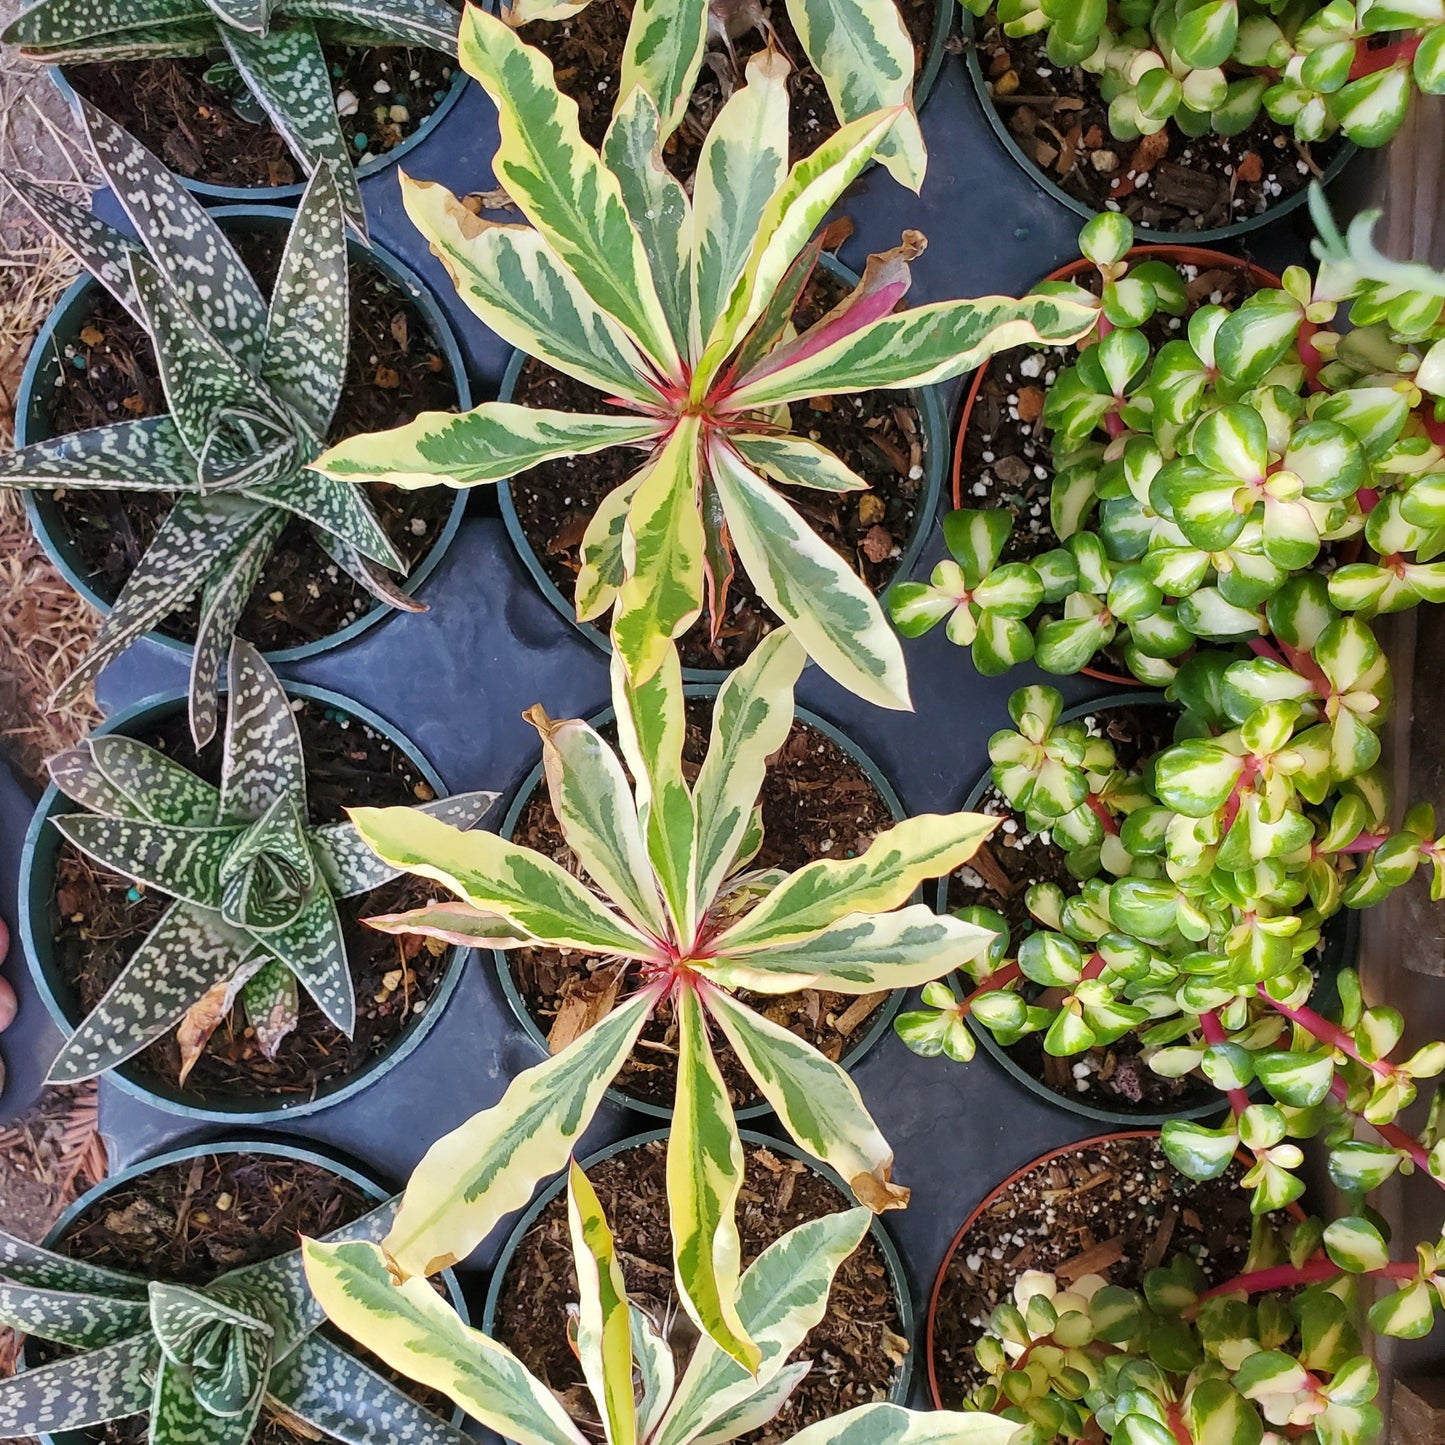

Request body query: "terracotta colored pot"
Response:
[923, 1128, 1308, 1408]
[950, 246, 1284, 687]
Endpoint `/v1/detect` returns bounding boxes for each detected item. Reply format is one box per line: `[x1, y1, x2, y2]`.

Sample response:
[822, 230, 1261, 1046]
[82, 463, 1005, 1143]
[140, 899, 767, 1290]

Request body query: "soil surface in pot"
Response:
[493, 1138, 907, 1445]
[945, 702, 1213, 1115]
[38, 1151, 450, 1445]
[931, 1134, 1258, 1405]
[66, 38, 456, 189]
[517, 0, 937, 179]
[971, 12, 1338, 234]
[48, 698, 453, 1103]
[43, 221, 458, 653]
[508, 698, 897, 1108]
[508, 270, 928, 671]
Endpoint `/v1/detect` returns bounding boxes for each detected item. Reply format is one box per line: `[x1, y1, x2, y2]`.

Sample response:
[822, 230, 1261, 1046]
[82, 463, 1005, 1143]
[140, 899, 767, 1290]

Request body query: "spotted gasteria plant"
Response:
[341, 624, 997, 1369]
[43, 638, 493, 1087]
[306, 1163, 1019, 1445]
[0, 103, 423, 747]
[962, 1201, 1445, 1445]
[0, 1195, 472, 1445]
[313, 5, 1097, 710]
[964, 0, 1445, 149]
[3, 0, 459, 234]
[508, 0, 929, 188]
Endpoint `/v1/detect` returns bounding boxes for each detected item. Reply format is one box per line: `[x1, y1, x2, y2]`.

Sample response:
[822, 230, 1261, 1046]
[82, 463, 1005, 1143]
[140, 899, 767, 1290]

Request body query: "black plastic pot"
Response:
[18, 680, 473, 1125]
[481, 1125, 916, 1416]
[25, 1135, 470, 1445]
[939, 691, 1356, 1126]
[494, 682, 910, 1119]
[14, 205, 470, 673]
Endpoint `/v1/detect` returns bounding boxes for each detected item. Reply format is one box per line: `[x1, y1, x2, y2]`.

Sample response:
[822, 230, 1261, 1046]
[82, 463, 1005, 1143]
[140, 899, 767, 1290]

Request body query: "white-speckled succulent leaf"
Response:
[48, 746, 152, 821]
[220, 640, 308, 823]
[3, 0, 211, 49]
[0, 1334, 158, 1437]
[315, 528, 426, 612]
[221, 23, 367, 237]
[241, 958, 300, 1059]
[269, 1331, 476, 1445]
[188, 508, 289, 749]
[89, 734, 222, 826]
[0, 416, 200, 492]
[75, 96, 268, 359]
[150, 1282, 266, 1367]
[13, 17, 215, 58]
[0, 1283, 148, 1350]
[151, 1350, 265, 1445]
[0, 1232, 146, 1295]
[51, 814, 238, 910]
[150, 1283, 272, 1427]
[3, 176, 140, 314]
[46, 903, 256, 1084]
[246, 472, 401, 570]
[283, 0, 460, 53]
[311, 791, 499, 897]
[51, 494, 269, 709]
[262, 166, 349, 436]
[220, 792, 317, 933]
[256, 882, 354, 1035]
[201, 0, 268, 33]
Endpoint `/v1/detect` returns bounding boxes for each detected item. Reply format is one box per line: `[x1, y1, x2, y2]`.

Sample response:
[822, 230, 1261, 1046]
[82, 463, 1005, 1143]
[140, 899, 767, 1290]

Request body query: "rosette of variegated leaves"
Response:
[0, 102, 428, 748]
[895, 673, 1445, 1210]
[309, 6, 1098, 712]
[42, 637, 494, 1088]
[959, 1206, 1441, 1445]
[3, 0, 460, 235]
[963, 0, 1445, 148]
[325, 623, 999, 1372]
[305, 1159, 1019, 1445]
[0, 1195, 475, 1445]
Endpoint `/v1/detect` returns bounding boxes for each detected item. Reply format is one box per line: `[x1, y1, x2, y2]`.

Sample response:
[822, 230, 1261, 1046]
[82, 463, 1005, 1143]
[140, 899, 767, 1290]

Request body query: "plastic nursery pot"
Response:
[951, 245, 1283, 687]
[18, 680, 471, 1125]
[957, 10, 1356, 245]
[24, 1135, 471, 1445]
[494, 683, 910, 1121]
[497, 251, 950, 683]
[482, 1125, 916, 1409]
[938, 690, 1354, 1127]
[15, 204, 470, 670]
[921, 1128, 1308, 1409]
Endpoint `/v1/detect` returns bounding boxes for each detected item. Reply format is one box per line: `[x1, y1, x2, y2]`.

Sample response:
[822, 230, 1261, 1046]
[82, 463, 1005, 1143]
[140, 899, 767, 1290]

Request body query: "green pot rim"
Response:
[493, 683, 910, 1121]
[496, 251, 950, 683]
[479, 1124, 916, 1412]
[936, 688, 1357, 1126]
[958, 9, 1358, 245]
[18, 680, 471, 1124]
[14, 204, 471, 667]
[27, 1135, 470, 1445]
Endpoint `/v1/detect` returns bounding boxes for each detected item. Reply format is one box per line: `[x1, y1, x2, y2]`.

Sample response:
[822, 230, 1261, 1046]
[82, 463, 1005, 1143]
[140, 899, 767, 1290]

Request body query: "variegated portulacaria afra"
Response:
[3, 0, 461, 235]
[43, 637, 494, 1089]
[0, 1193, 476, 1445]
[0, 101, 436, 748]
[311, 6, 1099, 712]
[305, 1162, 1020, 1445]
[330, 623, 999, 1371]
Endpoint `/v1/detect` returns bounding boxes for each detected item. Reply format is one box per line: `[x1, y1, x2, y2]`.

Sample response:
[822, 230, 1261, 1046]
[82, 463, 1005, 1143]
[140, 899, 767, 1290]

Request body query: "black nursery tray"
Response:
[60, 29, 1341, 1425]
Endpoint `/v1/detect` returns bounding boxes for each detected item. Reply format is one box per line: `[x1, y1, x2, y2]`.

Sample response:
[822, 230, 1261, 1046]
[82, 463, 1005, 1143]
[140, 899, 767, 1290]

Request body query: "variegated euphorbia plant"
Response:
[342, 625, 998, 1369]
[306, 1163, 1021, 1445]
[0, 1195, 473, 1445]
[313, 6, 1098, 710]
[0, 102, 428, 747]
[3, 0, 460, 234]
[43, 637, 493, 1087]
[506, 0, 929, 189]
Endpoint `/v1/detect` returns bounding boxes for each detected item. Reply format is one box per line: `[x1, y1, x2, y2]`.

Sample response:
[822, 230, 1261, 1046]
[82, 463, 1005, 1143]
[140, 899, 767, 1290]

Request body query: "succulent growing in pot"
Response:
[36, 637, 493, 1092]
[0, 103, 453, 746]
[2, 0, 461, 235]
[335, 622, 997, 1368]
[306, 1159, 1004, 1445]
[312, 6, 1098, 710]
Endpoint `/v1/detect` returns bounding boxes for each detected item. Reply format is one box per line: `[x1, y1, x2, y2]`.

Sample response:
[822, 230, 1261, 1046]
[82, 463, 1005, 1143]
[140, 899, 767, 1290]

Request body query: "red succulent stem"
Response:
[1164, 1404, 1194, 1445]
[1349, 35, 1422, 80]
[1334, 830, 1390, 855]
[1194, 1255, 1419, 1309]
[1328, 1075, 1439, 1179]
[1104, 408, 1128, 439]
[1357, 486, 1381, 514]
[960, 960, 1024, 1013]
[1081, 950, 1109, 983]
[1085, 794, 1120, 836]
[1423, 413, 1445, 448]
[1297, 320, 1329, 394]
[1257, 985, 1395, 1079]
[1249, 636, 1288, 666]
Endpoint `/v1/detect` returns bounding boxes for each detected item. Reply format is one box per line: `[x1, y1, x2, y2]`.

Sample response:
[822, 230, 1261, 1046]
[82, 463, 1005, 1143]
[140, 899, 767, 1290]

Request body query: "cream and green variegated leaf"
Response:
[43, 640, 493, 1086]
[366, 899, 534, 949]
[787, 1404, 1018, 1445]
[689, 1364, 811, 1445]
[731, 433, 871, 493]
[2, 107, 435, 744]
[617, 0, 707, 138]
[632, 1308, 676, 1444]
